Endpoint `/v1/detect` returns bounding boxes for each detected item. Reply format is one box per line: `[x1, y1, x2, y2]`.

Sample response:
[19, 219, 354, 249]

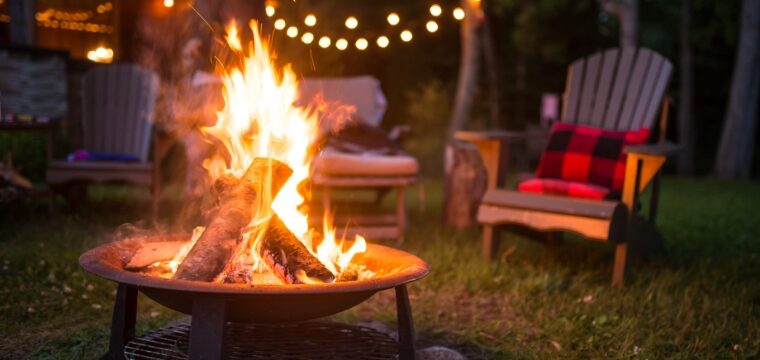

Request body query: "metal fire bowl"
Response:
[79, 236, 429, 323]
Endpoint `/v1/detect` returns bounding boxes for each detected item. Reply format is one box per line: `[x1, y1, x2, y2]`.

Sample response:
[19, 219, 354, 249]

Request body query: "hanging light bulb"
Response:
[345, 16, 358, 29]
[387, 13, 400, 26]
[376, 36, 389, 48]
[274, 19, 286, 30]
[163, 0, 174, 8]
[400, 30, 413, 42]
[453, 7, 465, 20]
[426, 20, 439, 33]
[336, 38, 348, 50]
[429, 4, 442, 17]
[286, 26, 298, 38]
[319, 36, 331, 48]
[265, 5, 275, 17]
[355, 38, 368, 50]
[301, 32, 314, 44]
[304, 14, 317, 27]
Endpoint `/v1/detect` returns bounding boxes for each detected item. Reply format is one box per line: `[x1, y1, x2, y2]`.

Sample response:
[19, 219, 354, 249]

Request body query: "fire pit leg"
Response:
[188, 298, 227, 360]
[395, 285, 416, 360]
[102, 284, 137, 360]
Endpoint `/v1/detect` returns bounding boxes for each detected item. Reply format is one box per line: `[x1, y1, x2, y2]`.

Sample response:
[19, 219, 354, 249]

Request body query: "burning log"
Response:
[173, 158, 293, 282]
[259, 215, 335, 284]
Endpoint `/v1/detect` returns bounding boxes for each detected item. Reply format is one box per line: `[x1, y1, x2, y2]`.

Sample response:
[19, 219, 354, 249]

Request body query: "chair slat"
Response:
[576, 52, 603, 125]
[589, 48, 620, 127]
[602, 47, 637, 129]
[629, 54, 664, 129]
[561, 58, 586, 123]
[616, 49, 653, 130]
[639, 55, 673, 129]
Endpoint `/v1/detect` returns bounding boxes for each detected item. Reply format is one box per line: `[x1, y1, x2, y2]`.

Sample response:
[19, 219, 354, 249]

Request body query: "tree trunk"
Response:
[449, 0, 483, 138]
[443, 142, 488, 227]
[598, 0, 639, 48]
[7, 0, 36, 45]
[481, 10, 501, 129]
[714, 0, 760, 179]
[677, 0, 696, 174]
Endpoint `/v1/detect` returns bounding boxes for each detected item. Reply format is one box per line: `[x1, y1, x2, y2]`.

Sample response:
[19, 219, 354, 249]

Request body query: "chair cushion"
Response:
[312, 148, 419, 177]
[536, 122, 650, 192]
[518, 178, 617, 200]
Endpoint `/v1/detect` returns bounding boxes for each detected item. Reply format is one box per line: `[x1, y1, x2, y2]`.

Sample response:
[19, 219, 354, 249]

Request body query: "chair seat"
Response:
[312, 148, 419, 177]
[518, 178, 618, 200]
[47, 160, 153, 186]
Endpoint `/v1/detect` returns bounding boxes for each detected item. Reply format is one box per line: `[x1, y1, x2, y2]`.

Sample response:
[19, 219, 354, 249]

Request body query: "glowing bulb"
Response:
[387, 13, 400, 26]
[453, 7, 465, 20]
[376, 36, 389, 48]
[304, 14, 317, 27]
[265, 5, 275, 17]
[430, 4, 442, 17]
[355, 38, 368, 50]
[345, 16, 358, 29]
[163, 0, 173, 8]
[426, 20, 439, 33]
[286, 26, 298, 38]
[301, 32, 314, 44]
[274, 19, 286, 30]
[400, 30, 413, 42]
[318, 36, 331, 48]
[336, 38, 348, 50]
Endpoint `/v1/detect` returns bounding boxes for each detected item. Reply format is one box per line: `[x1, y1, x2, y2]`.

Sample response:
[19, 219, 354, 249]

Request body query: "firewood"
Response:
[173, 158, 293, 281]
[259, 215, 335, 284]
[126, 240, 188, 270]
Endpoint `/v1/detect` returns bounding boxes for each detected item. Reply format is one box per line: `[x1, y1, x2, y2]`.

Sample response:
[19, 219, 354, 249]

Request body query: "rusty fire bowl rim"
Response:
[79, 235, 430, 295]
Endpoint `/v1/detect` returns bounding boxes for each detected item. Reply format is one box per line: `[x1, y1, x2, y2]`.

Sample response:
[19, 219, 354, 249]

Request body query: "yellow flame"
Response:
[169, 226, 206, 274]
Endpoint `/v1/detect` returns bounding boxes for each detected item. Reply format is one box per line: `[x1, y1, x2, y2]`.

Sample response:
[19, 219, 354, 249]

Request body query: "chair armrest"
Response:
[454, 130, 543, 144]
[624, 142, 679, 157]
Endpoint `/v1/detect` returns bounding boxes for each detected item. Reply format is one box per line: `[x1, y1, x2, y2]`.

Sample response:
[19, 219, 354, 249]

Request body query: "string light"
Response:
[274, 19, 286, 30]
[453, 7, 465, 20]
[426, 20, 438, 33]
[265, 5, 275, 17]
[336, 38, 348, 50]
[355, 38, 368, 50]
[301, 32, 314, 44]
[345, 16, 358, 29]
[376, 36, 389, 48]
[87, 46, 113, 63]
[286, 26, 298, 38]
[387, 13, 400, 26]
[304, 14, 317, 27]
[400, 30, 413, 42]
[318, 36, 331, 48]
[429, 4, 442, 17]
[163, 0, 174, 8]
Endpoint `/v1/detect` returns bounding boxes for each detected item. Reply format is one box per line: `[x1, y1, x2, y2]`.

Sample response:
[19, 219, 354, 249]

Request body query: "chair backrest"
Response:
[298, 76, 387, 128]
[81, 63, 158, 162]
[561, 47, 673, 131]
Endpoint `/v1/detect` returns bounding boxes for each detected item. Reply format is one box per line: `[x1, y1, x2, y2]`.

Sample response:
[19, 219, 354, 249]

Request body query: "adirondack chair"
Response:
[47, 63, 162, 219]
[302, 76, 419, 243]
[456, 47, 677, 286]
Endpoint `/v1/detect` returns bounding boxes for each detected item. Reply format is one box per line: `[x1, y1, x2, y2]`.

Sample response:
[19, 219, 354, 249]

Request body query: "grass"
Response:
[1, 177, 759, 359]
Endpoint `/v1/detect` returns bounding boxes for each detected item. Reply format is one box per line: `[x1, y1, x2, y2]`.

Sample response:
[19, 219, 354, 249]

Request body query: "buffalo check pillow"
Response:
[523, 122, 650, 198]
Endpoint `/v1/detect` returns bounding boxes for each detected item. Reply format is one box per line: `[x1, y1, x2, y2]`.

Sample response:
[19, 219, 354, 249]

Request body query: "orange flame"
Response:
[200, 20, 365, 282]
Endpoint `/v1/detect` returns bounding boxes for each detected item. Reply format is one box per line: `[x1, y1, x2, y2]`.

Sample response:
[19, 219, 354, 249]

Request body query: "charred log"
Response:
[173, 158, 293, 282]
[259, 215, 335, 284]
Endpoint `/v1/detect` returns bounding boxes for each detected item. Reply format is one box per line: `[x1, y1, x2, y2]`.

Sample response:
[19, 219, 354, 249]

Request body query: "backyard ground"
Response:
[0, 177, 758, 359]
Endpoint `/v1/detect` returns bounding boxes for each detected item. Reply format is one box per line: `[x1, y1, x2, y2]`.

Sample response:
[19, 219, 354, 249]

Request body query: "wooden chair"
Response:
[47, 63, 163, 220]
[301, 76, 419, 244]
[456, 47, 677, 286]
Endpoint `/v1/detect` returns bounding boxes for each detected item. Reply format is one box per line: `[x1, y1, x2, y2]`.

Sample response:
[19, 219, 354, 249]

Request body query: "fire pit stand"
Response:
[102, 284, 416, 360]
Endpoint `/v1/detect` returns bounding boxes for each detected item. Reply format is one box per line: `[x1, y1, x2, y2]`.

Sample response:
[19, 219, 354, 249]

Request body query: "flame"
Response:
[169, 226, 205, 274]
[200, 20, 365, 283]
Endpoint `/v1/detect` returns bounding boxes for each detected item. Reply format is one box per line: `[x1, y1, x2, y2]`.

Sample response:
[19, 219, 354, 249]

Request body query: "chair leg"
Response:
[395, 186, 406, 244]
[482, 225, 500, 259]
[612, 243, 628, 286]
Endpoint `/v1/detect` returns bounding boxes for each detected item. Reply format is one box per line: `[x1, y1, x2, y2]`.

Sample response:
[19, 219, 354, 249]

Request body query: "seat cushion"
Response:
[312, 148, 418, 177]
[518, 178, 617, 200]
[536, 122, 650, 192]
[47, 160, 153, 186]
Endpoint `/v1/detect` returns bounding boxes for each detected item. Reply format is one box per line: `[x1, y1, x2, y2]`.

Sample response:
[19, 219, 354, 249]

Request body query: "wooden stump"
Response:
[443, 142, 487, 228]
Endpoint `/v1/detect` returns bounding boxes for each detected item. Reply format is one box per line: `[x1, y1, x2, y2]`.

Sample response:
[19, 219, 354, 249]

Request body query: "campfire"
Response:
[128, 20, 371, 286]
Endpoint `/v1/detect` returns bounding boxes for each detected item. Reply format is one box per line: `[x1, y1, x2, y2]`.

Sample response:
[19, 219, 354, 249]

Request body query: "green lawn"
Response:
[1, 177, 758, 359]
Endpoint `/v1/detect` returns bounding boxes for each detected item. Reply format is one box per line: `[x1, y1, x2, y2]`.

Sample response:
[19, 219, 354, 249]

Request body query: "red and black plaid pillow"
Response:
[534, 122, 650, 194]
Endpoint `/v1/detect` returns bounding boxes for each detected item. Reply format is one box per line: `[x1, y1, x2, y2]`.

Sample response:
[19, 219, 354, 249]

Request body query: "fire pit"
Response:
[80, 235, 428, 359]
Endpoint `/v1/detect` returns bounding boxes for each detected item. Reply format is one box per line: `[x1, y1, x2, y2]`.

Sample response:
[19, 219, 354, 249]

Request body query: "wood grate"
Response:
[124, 319, 399, 360]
